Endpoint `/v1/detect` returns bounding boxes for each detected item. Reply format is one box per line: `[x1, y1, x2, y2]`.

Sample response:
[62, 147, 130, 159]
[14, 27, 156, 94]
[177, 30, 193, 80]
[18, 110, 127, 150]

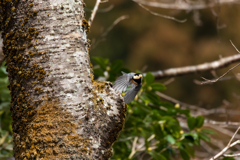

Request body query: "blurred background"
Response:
[85, 0, 240, 118]
[1, 0, 240, 159]
[85, 1, 240, 159]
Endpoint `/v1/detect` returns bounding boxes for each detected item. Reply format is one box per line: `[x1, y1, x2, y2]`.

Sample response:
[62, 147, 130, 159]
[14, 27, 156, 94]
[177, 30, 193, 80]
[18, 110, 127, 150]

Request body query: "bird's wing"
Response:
[113, 73, 133, 93]
[124, 84, 142, 104]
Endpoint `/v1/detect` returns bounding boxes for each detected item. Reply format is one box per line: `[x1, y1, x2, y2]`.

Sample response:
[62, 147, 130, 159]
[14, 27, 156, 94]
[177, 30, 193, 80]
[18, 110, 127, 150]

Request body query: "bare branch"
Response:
[209, 127, 240, 160]
[230, 40, 240, 53]
[102, 15, 129, 37]
[159, 90, 240, 159]
[88, 0, 108, 27]
[133, 0, 240, 10]
[227, 127, 240, 146]
[146, 54, 240, 80]
[201, 63, 240, 84]
[224, 153, 240, 157]
[194, 76, 234, 85]
[85, 4, 114, 13]
[92, 15, 129, 49]
[156, 92, 201, 111]
[199, 141, 219, 156]
[204, 124, 240, 140]
[162, 78, 175, 86]
[129, 137, 138, 159]
[205, 120, 240, 127]
[156, 92, 240, 118]
[192, 10, 202, 26]
[136, 3, 187, 23]
[98, 4, 114, 12]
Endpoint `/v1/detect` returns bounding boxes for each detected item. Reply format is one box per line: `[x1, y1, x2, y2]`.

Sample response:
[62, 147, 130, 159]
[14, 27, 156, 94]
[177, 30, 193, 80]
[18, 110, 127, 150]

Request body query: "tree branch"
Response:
[133, 0, 240, 10]
[156, 92, 240, 117]
[92, 15, 129, 49]
[201, 63, 240, 84]
[205, 120, 240, 127]
[224, 153, 240, 157]
[146, 54, 240, 80]
[88, 0, 108, 27]
[210, 126, 240, 160]
[136, 2, 187, 23]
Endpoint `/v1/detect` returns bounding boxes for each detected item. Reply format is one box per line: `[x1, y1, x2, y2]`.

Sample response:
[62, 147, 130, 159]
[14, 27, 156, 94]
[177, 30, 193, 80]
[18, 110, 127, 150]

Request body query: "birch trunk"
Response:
[0, 0, 126, 159]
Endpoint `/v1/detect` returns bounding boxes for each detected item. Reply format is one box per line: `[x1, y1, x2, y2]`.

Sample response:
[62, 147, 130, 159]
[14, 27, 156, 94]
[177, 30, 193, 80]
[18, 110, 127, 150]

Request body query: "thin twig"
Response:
[211, 0, 222, 40]
[201, 41, 240, 84]
[199, 141, 218, 157]
[88, 0, 108, 27]
[129, 137, 138, 159]
[209, 127, 240, 160]
[230, 40, 240, 53]
[204, 123, 240, 140]
[102, 15, 129, 37]
[163, 78, 175, 86]
[136, 3, 187, 23]
[194, 76, 233, 85]
[156, 92, 240, 118]
[85, 4, 114, 13]
[227, 126, 240, 147]
[92, 15, 129, 49]
[128, 137, 147, 159]
[156, 92, 202, 111]
[224, 152, 240, 157]
[201, 63, 240, 84]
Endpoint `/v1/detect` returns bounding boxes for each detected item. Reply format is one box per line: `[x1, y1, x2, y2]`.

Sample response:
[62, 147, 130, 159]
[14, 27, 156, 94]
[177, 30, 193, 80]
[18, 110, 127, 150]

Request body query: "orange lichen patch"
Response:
[91, 81, 111, 111]
[82, 19, 90, 34]
[92, 81, 112, 94]
[14, 100, 91, 160]
[1, 3, 51, 153]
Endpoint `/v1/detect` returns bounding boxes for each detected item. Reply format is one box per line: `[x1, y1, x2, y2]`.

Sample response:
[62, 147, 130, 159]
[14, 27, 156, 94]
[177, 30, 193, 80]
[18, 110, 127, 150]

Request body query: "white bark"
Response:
[0, 0, 126, 159]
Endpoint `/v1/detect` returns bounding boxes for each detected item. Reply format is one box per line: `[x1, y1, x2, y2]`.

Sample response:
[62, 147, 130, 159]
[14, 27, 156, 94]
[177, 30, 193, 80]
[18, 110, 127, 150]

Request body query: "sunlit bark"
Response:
[0, 0, 126, 159]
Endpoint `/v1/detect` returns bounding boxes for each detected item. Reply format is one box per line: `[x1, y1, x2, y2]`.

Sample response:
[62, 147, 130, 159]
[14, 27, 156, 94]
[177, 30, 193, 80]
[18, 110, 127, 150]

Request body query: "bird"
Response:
[113, 72, 143, 104]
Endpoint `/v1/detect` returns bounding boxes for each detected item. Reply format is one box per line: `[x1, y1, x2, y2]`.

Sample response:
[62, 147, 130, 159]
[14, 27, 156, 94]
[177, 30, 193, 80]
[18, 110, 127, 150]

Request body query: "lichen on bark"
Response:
[0, 0, 126, 159]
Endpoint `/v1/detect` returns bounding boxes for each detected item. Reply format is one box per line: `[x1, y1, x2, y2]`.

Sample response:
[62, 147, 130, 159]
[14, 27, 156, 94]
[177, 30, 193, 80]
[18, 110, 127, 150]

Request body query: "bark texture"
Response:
[0, 0, 126, 159]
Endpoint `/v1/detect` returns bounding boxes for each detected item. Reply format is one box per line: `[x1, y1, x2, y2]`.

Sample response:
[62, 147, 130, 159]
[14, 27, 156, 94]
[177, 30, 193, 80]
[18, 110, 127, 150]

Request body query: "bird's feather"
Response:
[113, 72, 142, 103]
[113, 72, 135, 93]
[124, 84, 142, 104]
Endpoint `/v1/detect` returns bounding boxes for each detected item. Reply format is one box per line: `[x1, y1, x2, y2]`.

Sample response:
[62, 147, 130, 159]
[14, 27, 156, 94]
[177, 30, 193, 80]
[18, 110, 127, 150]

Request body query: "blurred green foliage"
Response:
[92, 56, 130, 82]
[0, 58, 232, 159]
[93, 57, 215, 160]
[0, 62, 13, 158]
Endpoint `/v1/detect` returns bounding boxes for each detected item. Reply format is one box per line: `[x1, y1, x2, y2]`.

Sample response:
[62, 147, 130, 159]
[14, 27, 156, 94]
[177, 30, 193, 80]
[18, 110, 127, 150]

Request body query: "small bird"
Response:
[113, 72, 143, 103]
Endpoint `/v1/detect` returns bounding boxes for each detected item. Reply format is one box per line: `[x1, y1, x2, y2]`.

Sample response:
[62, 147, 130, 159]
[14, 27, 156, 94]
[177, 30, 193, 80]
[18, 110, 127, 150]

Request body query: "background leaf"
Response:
[145, 72, 155, 85]
[92, 57, 108, 70]
[196, 116, 205, 128]
[151, 83, 166, 92]
[187, 117, 196, 131]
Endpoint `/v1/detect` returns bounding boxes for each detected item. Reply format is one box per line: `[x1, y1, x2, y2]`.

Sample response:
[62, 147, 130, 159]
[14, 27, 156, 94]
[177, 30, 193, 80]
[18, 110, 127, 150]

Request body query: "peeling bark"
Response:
[0, 0, 126, 159]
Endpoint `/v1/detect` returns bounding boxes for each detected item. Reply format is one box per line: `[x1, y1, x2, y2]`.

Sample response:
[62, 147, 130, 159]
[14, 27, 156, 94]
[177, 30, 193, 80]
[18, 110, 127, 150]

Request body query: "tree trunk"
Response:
[0, 0, 126, 159]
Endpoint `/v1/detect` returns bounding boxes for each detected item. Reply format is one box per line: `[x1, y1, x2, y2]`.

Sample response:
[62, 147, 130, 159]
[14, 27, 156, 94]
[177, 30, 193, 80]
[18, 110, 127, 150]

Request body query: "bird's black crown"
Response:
[132, 73, 142, 84]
